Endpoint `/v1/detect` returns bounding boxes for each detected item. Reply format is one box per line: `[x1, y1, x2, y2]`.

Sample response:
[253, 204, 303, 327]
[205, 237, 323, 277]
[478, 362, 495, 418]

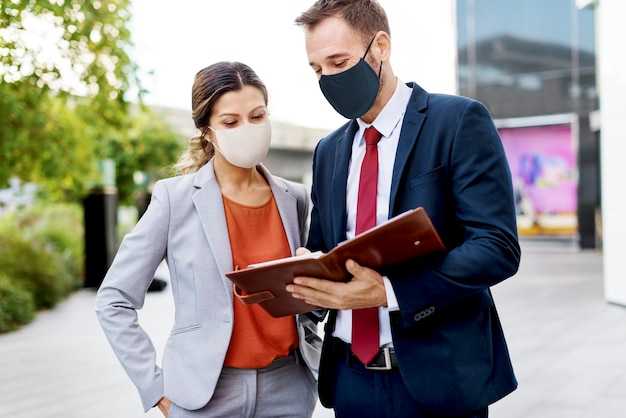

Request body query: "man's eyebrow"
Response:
[309, 53, 350, 67]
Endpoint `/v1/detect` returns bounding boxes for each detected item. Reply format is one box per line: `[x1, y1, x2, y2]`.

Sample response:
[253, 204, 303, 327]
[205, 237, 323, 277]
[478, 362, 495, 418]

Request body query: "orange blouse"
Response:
[222, 194, 298, 368]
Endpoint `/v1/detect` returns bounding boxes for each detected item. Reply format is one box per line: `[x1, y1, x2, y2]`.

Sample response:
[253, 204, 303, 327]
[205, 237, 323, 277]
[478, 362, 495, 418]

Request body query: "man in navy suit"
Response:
[286, 1, 521, 417]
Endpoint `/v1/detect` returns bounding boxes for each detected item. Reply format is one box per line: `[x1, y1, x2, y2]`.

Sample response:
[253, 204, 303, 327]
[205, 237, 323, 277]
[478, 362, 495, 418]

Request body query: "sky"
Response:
[129, 1, 457, 130]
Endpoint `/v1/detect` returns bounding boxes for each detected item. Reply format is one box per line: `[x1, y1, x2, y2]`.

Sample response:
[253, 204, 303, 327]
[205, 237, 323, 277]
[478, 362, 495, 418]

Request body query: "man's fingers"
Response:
[295, 247, 311, 256]
[286, 278, 345, 308]
[345, 259, 362, 276]
[294, 276, 332, 289]
[288, 276, 339, 295]
[285, 265, 385, 310]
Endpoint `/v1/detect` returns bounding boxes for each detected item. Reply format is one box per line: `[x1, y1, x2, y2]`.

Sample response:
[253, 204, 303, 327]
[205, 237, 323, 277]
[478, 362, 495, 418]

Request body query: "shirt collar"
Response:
[356, 78, 413, 143]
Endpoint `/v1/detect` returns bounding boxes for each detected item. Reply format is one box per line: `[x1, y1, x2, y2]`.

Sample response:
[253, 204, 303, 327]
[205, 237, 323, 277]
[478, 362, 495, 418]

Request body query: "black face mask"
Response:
[318, 36, 382, 119]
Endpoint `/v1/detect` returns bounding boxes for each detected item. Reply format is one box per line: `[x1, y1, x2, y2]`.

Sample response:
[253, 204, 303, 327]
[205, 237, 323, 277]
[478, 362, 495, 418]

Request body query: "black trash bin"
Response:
[133, 170, 151, 220]
[83, 186, 118, 288]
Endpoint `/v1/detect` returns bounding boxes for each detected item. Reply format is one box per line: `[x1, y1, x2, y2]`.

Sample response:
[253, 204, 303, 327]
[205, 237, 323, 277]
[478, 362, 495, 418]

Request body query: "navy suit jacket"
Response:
[308, 82, 521, 415]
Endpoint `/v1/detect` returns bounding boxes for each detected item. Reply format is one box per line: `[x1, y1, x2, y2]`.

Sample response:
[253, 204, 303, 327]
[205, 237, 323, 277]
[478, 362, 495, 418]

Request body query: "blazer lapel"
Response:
[191, 161, 234, 296]
[389, 83, 428, 216]
[260, 164, 300, 254]
[331, 122, 359, 244]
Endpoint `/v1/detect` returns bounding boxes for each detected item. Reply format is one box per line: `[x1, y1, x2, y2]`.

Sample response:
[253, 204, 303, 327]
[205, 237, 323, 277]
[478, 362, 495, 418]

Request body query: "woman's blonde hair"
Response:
[173, 62, 269, 174]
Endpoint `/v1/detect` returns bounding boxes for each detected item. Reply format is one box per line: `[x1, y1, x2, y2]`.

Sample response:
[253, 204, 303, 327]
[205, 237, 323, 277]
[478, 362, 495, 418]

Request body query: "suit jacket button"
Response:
[413, 306, 435, 322]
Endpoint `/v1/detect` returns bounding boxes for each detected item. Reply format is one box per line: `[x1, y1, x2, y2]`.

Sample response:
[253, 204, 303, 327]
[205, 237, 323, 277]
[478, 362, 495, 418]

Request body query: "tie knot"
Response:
[364, 126, 382, 146]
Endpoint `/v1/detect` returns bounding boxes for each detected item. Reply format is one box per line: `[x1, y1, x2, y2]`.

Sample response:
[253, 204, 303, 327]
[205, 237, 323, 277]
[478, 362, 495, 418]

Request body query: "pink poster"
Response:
[499, 124, 577, 215]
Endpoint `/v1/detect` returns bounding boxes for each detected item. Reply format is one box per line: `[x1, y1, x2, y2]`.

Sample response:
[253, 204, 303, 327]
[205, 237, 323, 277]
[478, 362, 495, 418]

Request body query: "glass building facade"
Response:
[457, 0, 596, 119]
[456, 0, 599, 248]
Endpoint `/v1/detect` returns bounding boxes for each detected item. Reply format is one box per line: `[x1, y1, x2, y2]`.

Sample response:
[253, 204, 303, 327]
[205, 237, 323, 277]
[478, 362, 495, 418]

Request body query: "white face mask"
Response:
[208, 120, 272, 169]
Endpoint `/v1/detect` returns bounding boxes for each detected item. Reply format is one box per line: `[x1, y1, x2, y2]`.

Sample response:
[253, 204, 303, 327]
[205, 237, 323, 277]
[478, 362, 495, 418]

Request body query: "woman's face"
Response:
[208, 85, 268, 134]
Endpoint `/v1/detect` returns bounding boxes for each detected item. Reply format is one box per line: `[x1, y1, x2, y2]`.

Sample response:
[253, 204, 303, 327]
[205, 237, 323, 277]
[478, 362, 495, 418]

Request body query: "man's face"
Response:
[305, 17, 367, 80]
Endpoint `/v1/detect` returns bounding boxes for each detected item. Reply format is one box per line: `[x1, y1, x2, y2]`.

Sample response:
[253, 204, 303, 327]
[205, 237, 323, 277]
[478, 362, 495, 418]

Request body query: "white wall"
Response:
[598, 0, 626, 305]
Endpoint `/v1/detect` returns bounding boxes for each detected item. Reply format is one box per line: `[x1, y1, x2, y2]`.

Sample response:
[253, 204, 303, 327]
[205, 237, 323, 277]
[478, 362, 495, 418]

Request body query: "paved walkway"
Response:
[0, 238, 624, 417]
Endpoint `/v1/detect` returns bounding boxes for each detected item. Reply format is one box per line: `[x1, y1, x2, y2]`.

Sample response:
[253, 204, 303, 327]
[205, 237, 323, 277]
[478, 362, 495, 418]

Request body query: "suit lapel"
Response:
[331, 123, 358, 244]
[260, 165, 300, 254]
[191, 162, 301, 296]
[191, 161, 234, 296]
[389, 83, 428, 216]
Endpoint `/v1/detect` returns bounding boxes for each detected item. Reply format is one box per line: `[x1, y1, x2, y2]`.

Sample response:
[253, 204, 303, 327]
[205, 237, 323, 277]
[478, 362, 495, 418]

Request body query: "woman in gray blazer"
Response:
[95, 62, 321, 418]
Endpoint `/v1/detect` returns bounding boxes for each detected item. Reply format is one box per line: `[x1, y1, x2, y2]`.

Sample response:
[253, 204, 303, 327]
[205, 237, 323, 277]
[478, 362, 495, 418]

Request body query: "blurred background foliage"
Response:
[0, 203, 83, 332]
[0, 0, 183, 203]
[0, 0, 185, 331]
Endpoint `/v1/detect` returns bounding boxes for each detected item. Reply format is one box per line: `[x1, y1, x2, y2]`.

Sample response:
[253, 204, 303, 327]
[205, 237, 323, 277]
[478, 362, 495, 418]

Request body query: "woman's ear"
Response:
[201, 127, 212, 141]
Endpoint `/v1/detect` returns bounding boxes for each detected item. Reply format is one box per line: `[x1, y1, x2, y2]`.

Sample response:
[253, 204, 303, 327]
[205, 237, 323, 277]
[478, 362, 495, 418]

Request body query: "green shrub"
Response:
[0, 202, 83, 329]
[1, 202, 84, 285]
[21, 203, 84, 281]
[0, 274, 36, 333]
[0, 222, 75, 309]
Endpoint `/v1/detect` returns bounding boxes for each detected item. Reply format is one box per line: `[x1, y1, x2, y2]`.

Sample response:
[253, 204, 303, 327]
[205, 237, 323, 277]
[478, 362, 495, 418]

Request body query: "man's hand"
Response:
[286, 259, 387, 310]
[295, 246, 311, 256]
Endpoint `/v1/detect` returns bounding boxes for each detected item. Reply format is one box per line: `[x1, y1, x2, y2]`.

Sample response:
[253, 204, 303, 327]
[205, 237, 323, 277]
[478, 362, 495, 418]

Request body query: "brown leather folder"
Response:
[225, 207, 446, 317]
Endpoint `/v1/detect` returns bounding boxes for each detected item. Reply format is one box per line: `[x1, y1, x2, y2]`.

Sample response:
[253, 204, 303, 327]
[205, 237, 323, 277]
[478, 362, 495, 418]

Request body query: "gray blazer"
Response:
[95, 161, 321, 412]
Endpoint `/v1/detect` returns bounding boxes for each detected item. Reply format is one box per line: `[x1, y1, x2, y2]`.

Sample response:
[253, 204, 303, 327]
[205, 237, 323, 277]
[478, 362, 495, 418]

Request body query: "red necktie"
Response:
[351, 126, 382, 365]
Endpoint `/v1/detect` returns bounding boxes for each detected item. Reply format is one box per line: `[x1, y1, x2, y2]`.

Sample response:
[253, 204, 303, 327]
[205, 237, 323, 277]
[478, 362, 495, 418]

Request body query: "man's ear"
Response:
[373, 31, 392, 61]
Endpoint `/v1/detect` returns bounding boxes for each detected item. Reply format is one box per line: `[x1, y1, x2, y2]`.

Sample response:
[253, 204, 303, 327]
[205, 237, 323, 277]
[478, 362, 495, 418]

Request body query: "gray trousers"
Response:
[169, 351, 317, 418]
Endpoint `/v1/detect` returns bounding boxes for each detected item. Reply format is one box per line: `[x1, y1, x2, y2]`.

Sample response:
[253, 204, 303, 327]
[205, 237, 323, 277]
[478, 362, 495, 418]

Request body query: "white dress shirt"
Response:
[332, 78, 413, 348]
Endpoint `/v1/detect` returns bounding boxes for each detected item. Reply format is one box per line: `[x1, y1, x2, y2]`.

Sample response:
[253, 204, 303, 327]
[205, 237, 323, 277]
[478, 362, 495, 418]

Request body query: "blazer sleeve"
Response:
[305, 140, 327, 252]
[389, 100, 521, 329]
[294, 181, 310, 246]
[94, 180, 170, 412]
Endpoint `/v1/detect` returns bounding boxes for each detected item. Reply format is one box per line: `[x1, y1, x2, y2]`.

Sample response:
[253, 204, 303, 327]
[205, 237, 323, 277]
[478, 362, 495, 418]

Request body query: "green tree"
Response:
[0, 0, 137, 106]
[0, 0, 183, 202]
[0, 80, 97, 200]
[100, 107, 183, 204]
